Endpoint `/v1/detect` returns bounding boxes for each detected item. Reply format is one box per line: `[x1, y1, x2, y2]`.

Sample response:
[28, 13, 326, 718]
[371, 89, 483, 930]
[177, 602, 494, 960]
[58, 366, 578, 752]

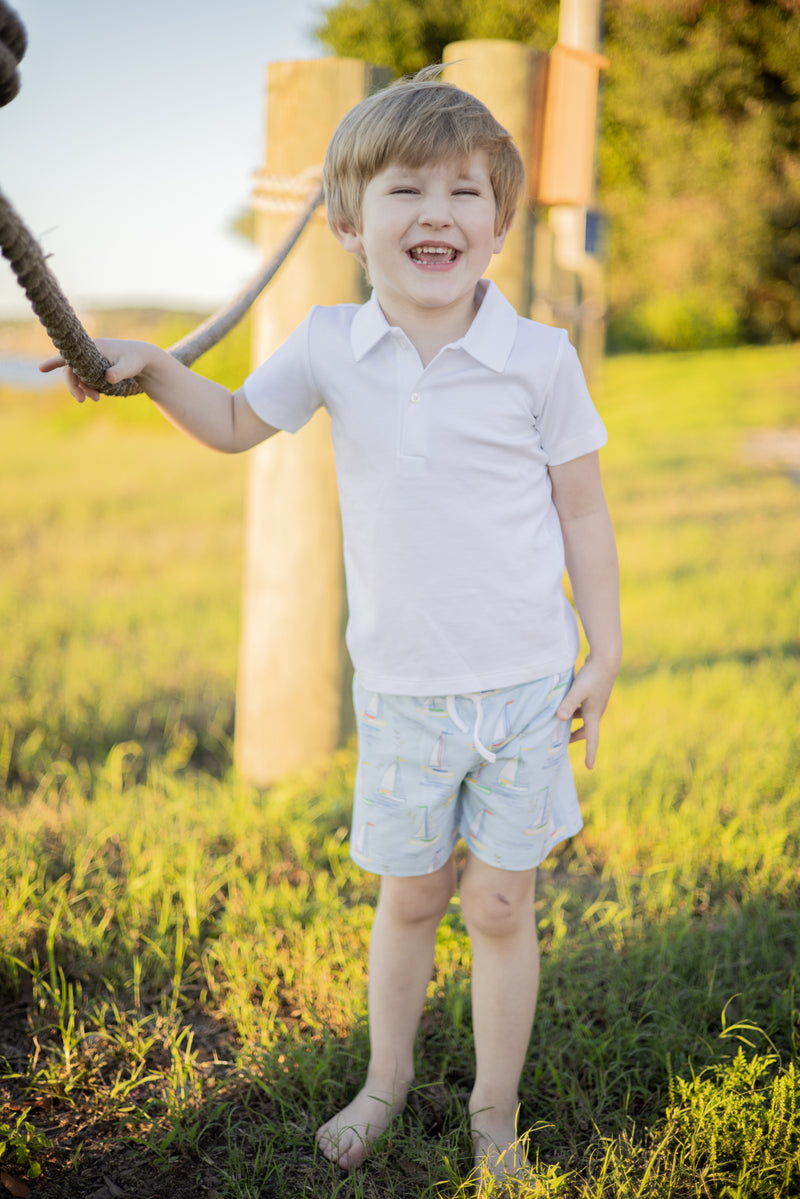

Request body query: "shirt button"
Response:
[410, 392, 421, 403]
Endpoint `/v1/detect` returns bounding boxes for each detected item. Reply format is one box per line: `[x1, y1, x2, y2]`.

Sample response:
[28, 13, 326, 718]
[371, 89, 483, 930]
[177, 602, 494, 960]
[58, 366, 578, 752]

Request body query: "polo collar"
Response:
[350, 279, 518, 372]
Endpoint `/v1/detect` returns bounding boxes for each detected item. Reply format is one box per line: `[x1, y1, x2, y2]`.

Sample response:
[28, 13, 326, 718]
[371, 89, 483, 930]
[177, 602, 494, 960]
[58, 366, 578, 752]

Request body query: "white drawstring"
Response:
[445, 693, 497, 763]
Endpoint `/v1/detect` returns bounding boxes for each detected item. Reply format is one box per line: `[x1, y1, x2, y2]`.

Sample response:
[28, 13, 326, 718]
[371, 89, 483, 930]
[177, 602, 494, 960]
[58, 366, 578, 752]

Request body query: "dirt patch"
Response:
[0, 997, 231, 1199]
[744, 428, 800, 470]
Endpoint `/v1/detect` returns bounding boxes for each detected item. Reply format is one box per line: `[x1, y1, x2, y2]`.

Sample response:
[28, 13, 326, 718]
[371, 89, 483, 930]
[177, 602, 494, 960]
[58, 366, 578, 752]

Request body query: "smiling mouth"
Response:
[408, 245, 459, 265]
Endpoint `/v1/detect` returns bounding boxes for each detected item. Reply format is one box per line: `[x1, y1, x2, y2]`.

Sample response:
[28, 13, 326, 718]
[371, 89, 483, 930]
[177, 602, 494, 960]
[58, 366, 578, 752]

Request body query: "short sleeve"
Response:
[242, 308, 323, 434]
[536, 330, 607, 466]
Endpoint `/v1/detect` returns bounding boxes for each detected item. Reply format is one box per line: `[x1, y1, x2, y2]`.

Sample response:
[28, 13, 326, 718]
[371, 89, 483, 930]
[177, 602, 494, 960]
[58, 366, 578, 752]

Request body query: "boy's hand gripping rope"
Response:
[0, 0, 323, 397]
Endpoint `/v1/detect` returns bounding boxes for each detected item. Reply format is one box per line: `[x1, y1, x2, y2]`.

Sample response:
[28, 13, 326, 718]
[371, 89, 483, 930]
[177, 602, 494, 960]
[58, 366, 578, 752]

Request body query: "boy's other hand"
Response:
[39, 338, 153, 402]
[556, 654, 619, 770]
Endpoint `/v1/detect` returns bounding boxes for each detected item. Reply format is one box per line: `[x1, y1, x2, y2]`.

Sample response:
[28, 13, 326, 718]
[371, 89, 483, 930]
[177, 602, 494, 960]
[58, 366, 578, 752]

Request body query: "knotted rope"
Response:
[0, 0, 323, 396]
[0, 0, 25, 106]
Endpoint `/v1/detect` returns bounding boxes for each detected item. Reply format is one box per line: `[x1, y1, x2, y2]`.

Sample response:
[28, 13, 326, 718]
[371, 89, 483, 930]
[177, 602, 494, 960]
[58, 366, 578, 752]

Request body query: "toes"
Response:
[316, 1122, 368, 1171]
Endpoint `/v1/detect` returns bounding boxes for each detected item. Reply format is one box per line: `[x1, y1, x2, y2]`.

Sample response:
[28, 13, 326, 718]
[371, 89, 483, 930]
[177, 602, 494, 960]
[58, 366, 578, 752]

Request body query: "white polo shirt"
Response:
[244, 280, 607, 696]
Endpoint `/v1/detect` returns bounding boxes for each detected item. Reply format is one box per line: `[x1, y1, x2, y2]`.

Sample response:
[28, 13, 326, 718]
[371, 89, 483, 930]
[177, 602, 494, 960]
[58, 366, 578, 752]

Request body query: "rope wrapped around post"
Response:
[0, 0, 323, 396]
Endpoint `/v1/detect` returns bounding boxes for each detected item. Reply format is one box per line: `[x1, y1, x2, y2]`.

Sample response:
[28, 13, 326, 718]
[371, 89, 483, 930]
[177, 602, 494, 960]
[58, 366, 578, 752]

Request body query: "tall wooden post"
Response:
[235, 59, 389, 787]
[559, 0, 606, 373]
[535, 0, 607, 373]
[443, 42, 545, 318]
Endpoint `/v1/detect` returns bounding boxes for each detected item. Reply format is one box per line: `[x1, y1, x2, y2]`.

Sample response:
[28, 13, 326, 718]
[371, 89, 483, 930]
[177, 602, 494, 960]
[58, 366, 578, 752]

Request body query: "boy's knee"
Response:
[379, 863, 455, 925]
[460, 876, 534, 939]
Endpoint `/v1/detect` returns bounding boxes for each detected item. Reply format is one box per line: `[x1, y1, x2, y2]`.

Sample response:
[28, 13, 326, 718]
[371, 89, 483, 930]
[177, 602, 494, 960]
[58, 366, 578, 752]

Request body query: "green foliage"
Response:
[665, 1050, 800, 1196]
[602, 0, 800, 349]
[316, 0, 800, 350]
[606, 292, 741, 353]
[0, 1110, 52, 1180]
[316, 0, 557, 76]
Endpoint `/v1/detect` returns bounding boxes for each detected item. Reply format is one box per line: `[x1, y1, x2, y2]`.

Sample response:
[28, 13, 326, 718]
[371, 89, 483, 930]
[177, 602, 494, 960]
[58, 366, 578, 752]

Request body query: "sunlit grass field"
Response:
[1, 331, 799, 1198]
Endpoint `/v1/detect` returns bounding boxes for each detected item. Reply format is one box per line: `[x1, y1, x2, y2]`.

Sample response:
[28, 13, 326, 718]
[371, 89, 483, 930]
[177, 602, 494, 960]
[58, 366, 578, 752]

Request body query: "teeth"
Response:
[409, 245, 458, 262]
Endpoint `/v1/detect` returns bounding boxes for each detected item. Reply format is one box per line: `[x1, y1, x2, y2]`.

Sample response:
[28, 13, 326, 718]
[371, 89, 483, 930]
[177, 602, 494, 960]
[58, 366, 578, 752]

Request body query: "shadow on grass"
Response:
[619, 637, 800, 683]
[4, 692, 237, 797]
[3, 868, 798, 1199]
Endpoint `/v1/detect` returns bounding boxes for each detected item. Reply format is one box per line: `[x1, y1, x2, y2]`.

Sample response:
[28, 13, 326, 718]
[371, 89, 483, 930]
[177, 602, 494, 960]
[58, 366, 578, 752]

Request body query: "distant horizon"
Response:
[0, 0, 324, 320]
[0, 301, 221, 324]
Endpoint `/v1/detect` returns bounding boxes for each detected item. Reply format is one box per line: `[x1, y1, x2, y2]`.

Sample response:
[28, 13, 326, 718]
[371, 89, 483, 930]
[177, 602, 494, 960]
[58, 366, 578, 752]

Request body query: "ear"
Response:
[333, 221, 363, 257]
[493, 214, 514, 254]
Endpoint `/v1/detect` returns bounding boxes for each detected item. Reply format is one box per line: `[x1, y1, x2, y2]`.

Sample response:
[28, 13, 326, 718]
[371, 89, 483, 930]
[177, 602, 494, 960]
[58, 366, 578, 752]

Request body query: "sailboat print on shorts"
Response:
[465, 766, 493, 800]
[416, 699, 449, 718]
[491, 700, 516, 751]
[423, 732, 454, 778]
[359, 760, 376, 805]
[545, 721, 566, 763]
[467, 807, 492, 852]
[409, 805, 442, 848]
[362, 693, 387, 729]
[353, 820, 374, 862]
[525, 786, 550, 835]
[378, 757, 406, 805]
[498, 748, 528, 793]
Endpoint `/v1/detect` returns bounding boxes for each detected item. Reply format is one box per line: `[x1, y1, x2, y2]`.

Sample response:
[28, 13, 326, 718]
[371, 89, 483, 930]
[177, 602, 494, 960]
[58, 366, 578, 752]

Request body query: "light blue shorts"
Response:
[350, 670, 582, 876]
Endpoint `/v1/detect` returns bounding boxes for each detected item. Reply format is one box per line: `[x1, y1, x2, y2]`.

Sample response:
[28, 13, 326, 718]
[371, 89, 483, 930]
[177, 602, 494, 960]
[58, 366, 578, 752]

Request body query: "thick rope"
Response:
[0, 182, 324, 395]
[0, 0, 323, 396]
[0, 0, 25, 106]
[0, 186, 141, 396]
[167, 183, 323, 368]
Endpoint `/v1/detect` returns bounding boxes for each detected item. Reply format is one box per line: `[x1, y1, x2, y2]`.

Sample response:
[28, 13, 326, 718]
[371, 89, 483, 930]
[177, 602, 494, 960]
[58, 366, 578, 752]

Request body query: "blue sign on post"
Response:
[585, 209, 606, 257]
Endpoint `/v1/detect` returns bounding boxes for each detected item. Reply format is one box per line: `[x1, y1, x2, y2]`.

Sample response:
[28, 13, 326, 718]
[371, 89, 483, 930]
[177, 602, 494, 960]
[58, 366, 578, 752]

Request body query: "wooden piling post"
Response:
[235, 59, 388, 787]
[535, 0, 607, 374]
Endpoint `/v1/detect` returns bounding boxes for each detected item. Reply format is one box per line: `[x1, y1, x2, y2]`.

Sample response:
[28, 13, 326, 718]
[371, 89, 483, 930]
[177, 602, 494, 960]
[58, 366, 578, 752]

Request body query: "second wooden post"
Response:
[235, 58, 388, 786]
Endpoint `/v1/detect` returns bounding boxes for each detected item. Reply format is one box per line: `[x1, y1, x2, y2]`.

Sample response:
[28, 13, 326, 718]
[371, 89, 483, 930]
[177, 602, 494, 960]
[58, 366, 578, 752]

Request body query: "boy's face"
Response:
[333, 151, 509, 332]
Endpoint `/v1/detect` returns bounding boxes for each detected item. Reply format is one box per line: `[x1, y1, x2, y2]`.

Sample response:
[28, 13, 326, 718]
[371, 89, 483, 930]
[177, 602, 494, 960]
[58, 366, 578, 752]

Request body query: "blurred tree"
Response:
[316, 0, 800, 349]
[602, 0, 800, 347]
[316, 0, 558, 75]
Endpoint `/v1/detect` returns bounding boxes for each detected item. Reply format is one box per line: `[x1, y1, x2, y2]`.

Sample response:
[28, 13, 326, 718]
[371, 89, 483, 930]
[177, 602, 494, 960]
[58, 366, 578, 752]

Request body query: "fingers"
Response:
[39, 340, 145, 403]
[578, 707, 600, 770]
[556, 683, 576, 724]
[67, 367, 100, 403]
[557, 684, 600, 770]
[39, 355, 66, 374]
[102, 345, 141, 386]
[558, 706, 599, 770]
[67, 365, 100, 403]
[38, 355, 99, 402]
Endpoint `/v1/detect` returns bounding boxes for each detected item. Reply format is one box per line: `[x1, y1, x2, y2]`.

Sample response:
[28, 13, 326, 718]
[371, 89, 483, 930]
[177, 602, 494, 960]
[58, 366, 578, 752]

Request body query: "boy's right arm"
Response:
[40, 338, 279, 454]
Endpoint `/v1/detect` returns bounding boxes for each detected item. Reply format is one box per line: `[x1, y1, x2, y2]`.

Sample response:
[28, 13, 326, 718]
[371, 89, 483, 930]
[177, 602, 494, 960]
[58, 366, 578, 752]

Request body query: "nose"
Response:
[419, 188, 453, 229]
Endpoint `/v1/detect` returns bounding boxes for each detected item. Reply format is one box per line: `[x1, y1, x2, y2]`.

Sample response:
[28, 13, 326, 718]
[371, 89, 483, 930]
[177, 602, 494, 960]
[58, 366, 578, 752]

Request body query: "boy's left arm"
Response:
[549, 450, 622, 769]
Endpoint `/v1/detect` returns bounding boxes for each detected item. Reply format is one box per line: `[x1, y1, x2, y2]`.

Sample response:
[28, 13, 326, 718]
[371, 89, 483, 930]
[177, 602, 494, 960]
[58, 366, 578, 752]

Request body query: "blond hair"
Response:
[323, 72, 525, 236]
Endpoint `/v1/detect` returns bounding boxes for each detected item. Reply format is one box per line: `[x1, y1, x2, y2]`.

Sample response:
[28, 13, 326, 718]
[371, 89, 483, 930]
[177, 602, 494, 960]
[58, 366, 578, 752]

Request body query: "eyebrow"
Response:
[381, 161, 487, 182]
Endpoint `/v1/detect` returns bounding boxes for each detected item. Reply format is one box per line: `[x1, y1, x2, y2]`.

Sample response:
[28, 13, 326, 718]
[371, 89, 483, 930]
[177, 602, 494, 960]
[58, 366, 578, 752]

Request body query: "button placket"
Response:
[390, 336, 428, 460]
[400, 383, 427, 458]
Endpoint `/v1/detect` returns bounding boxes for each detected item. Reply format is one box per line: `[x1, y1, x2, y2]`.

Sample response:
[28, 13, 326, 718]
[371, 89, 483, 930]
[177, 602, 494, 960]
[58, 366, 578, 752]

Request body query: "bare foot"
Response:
[471, 1107, 528, 1187]
[316, 1079, 411, 1170]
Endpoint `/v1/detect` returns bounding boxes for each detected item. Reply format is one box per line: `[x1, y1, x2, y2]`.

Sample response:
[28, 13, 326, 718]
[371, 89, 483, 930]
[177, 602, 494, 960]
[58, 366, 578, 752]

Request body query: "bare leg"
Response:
[460, 854, 539, 1180]
[316, 855, 456, 1169]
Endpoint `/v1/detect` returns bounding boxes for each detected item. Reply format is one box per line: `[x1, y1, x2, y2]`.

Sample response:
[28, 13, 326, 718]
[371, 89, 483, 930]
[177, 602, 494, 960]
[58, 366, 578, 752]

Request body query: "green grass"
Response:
[1, 333, 799, 1197]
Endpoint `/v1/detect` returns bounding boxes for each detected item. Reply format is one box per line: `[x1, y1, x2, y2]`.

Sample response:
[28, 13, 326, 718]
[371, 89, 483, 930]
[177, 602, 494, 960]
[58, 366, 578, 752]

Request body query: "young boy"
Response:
[43, 75, 621, 1182]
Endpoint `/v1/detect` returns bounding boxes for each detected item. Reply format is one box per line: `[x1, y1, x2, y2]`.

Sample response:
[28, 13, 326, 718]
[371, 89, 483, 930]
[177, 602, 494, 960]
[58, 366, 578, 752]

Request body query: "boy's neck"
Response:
[376, 287, 481, 367]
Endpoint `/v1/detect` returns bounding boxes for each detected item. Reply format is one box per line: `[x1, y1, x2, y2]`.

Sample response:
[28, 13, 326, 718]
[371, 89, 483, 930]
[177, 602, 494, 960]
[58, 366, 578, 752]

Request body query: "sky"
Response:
[0, 0, 326, 318]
